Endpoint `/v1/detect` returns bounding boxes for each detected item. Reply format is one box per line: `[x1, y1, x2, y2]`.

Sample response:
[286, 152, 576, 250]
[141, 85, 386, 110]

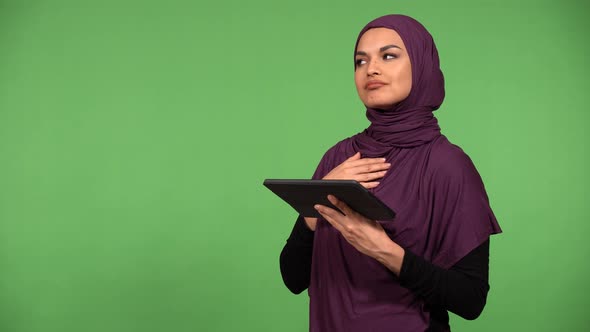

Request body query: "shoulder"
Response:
[311, 136, 356, 179]
[311, 134, 363, 179]
[428, 136, 480, 182]
[320, 136, 356, 163]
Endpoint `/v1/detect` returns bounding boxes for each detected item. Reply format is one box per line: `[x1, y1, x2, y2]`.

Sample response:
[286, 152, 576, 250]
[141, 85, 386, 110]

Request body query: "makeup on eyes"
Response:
[355, 52, 399, 68]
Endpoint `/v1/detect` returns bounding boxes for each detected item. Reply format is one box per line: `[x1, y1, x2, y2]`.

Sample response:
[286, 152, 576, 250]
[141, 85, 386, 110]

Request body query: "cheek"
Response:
[391, 67, 412, 98]
[354, 72, 364, 91]
[400, 63, 412, 95]
[354, 75, 367, 100]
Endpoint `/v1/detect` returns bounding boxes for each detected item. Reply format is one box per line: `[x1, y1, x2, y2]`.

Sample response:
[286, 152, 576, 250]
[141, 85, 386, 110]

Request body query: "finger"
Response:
[345, 151, 361, 161]
[345, 157, 388, 168]
[314, 204, 346, 227]
[360, 181, 380, 189]
[327, 195, 355, 217]
[354, 170, 388, 183]
[327, 154, 362, 175]
[316, 208, 346, 233]
[315, 203, 345, 218]
[351, 163, 391, 175]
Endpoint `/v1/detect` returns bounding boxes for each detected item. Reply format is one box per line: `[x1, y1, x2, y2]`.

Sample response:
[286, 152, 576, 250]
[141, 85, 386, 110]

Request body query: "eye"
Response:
[383, 53, 398, 60]
[355, 58, 367, 67]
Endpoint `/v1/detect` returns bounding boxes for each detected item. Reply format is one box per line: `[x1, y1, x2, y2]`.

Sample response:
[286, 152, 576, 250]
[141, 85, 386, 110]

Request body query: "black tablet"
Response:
[263, 179, 396, 220]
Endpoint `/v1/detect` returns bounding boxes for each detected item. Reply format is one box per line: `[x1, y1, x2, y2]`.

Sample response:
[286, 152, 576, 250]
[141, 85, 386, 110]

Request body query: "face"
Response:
[354, 27, 412, 109]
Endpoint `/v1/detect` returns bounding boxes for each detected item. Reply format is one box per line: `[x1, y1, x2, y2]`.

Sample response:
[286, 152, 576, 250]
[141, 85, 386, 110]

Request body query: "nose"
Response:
[367, 59, 381, 76]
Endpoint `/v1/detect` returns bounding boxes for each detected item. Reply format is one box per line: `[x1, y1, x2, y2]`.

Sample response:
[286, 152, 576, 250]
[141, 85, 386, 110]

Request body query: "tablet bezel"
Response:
[263, 179, 396, 221]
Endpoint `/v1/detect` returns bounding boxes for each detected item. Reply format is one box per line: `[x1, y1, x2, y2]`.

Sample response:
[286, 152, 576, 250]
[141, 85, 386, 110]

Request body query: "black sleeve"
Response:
[279, 216, 491, 321]
[279, 215, 315, 294]
[399, 239, 490, 320]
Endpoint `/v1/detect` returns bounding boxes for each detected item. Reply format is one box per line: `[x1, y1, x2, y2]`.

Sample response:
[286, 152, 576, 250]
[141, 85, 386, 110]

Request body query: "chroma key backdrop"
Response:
[0, 0, 588, 331]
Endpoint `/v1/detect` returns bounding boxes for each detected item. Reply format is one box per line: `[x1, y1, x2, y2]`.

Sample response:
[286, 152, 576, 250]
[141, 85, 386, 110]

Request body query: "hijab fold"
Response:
[355, 14, 445, 150]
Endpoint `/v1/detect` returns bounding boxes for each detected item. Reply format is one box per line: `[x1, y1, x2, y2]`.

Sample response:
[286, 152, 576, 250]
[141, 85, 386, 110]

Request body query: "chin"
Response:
[363, 95, 406, 110]
[363, 99, 396, 110]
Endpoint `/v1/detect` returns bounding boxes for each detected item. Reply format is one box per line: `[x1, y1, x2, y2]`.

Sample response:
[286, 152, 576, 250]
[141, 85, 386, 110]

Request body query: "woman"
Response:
[279, 14, 502, 331]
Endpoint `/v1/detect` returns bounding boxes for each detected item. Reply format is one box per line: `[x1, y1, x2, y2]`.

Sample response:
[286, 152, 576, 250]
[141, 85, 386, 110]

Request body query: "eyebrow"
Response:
[355, 44, 402, 56]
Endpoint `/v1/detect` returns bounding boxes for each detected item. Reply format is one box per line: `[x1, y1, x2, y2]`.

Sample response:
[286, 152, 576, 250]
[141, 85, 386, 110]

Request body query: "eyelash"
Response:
[355, 54, 398, 67]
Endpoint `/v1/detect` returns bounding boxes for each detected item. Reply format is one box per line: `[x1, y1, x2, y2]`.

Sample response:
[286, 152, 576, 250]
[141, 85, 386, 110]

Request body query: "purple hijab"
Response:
[308, 15, 502, 331]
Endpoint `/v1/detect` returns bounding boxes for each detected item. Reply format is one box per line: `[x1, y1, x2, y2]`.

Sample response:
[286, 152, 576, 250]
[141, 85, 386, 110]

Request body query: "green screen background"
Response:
[0, 0, 588, 331]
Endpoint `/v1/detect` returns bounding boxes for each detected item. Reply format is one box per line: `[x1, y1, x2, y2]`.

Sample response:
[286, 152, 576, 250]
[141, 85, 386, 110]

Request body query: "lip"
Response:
[365, 80, 387, 90]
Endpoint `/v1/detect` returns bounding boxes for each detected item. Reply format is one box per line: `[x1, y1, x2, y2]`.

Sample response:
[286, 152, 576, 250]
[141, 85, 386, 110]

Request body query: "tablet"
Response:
[263, 179, 396, 220]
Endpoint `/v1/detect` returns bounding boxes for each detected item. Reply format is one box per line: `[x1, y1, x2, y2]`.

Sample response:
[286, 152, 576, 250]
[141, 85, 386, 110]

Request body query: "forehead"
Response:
[356, 27, 406, 51]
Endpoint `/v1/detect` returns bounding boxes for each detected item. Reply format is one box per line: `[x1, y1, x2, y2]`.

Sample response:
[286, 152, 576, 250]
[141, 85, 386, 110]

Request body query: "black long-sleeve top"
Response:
[280, 216, 490, 331]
